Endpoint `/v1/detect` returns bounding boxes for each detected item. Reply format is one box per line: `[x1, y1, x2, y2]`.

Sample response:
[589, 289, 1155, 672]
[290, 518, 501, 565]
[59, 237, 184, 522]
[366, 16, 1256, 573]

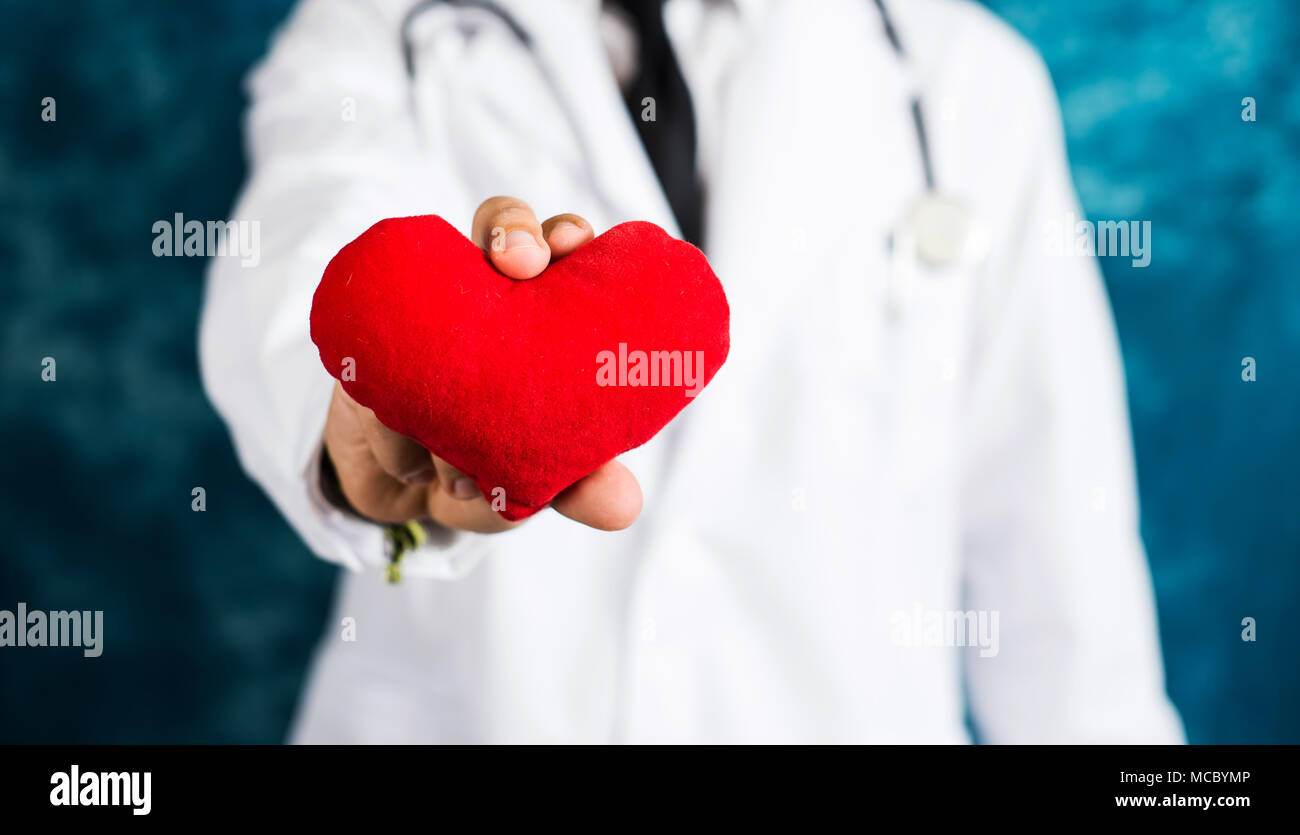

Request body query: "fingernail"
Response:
[451, 477, 480, 500]
[550, 221, 580, 236]
[505, 229, 540, 251]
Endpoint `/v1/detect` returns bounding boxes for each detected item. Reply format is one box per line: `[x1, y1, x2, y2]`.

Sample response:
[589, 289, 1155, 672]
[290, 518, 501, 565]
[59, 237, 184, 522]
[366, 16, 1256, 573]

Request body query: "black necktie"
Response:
[608, 0, 704, 247]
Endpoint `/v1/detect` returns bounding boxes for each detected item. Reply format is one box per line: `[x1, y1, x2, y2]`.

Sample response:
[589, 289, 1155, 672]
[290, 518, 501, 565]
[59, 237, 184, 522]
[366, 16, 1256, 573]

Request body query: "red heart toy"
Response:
[311, 215, 730, 521]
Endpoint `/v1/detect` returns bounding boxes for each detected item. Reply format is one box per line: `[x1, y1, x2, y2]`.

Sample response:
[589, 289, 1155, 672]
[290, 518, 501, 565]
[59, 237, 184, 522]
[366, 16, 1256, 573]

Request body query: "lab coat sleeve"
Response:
[198, 0, 485, 577]
[958, 57, 1184, 742]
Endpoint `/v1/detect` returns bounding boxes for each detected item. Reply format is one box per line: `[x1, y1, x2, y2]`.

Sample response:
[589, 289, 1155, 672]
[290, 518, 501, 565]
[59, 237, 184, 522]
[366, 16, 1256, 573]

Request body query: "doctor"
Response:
[200, 0, 1185, 743]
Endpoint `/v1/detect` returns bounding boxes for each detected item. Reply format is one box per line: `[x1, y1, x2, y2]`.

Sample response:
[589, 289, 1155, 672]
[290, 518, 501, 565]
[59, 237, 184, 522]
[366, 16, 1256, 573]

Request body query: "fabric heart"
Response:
[311, 215, 730, 521]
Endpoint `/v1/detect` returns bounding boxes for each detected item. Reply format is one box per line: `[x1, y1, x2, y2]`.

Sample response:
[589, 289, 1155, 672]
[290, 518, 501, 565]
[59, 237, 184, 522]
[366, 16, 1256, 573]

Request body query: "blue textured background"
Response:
[1, 0, 1296, 742]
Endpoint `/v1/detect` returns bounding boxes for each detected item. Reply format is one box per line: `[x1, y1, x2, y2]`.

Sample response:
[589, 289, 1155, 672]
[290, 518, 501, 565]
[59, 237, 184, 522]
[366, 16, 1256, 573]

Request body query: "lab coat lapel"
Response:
[498, 0, 682, 235]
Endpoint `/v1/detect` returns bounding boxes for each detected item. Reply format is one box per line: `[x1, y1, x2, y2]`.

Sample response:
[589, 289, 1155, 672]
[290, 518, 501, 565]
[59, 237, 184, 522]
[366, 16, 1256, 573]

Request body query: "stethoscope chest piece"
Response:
[884, 191, 988, 321]
[907, 191, 984, 269]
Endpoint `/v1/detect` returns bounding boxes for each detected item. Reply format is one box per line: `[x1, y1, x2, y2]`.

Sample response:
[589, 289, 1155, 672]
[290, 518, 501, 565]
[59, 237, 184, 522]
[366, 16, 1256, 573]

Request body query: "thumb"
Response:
[551, 459, 643, 531]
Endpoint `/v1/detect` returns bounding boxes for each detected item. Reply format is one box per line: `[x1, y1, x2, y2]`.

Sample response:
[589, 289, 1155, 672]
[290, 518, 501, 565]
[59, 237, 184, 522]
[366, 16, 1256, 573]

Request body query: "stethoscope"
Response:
[400, 0, 986, 280]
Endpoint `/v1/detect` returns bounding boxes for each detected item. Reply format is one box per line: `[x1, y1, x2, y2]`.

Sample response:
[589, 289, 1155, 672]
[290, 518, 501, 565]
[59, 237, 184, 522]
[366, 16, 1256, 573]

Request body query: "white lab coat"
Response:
[200, 0, 1185, 743]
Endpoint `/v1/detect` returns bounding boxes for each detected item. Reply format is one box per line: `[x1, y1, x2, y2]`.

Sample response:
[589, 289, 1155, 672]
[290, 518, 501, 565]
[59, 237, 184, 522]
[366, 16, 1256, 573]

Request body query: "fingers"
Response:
[541, 213, 595, 258]
[337, 385, 438, 486]
[430, 455, 480, 501]
[470, 198, 596, 277]
[426, 456, 520, 534]
[323, 384, 429, 523]
[329, 382, 640, 532]
[424, 452, 640, 534]
[333, 448, 429, 524]
[552, 459, 643, 531]
[427, 458, 641, 533]
[472, 196, 550, 279]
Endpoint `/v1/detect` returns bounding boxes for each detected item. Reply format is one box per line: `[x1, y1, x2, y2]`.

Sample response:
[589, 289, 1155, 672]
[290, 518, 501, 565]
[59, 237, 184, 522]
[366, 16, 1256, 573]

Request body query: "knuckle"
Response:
[495, 205, 538, 228]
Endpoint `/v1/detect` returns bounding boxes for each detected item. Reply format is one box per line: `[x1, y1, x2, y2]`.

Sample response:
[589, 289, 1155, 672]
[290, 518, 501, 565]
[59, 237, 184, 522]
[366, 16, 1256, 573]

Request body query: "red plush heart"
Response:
[311, 215, 730, 521]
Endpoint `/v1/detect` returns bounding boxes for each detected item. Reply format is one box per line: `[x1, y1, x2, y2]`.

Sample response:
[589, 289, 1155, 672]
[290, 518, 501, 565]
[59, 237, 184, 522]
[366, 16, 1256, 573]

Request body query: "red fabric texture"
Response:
[311, 215, 730, 520]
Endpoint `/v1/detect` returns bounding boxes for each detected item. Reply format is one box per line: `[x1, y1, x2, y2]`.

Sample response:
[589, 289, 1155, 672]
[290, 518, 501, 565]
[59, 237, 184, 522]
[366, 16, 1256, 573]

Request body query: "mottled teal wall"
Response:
[1, 0, 328, 743]
[983, 0, 1299, 743]
[1, 1, 1295, 742]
